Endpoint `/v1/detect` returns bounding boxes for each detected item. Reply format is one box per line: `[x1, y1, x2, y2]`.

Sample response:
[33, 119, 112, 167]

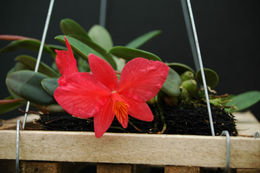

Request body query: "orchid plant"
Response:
[54, 38, 168, 137]
[0, 18, 260, 137]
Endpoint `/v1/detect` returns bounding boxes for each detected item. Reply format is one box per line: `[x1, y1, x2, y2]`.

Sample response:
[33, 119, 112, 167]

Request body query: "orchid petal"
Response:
[54, 72, 110, 119]
[88, 54, 118, 90]
[94, 98, 115, 138]
[55, 37, 78, 77]
[125, 97, 154, 121]
[119, 58, 169, 102]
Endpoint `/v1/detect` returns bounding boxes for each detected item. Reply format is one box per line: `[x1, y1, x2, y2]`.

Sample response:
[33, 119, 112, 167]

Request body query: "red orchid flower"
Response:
[54, 38, 169, 137]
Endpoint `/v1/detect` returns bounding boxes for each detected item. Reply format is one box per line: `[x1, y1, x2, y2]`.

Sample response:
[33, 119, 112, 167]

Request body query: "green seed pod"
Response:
[180, 88, 191, 103]
[181, 79, 198, 97]
[181, 71, 195, 81]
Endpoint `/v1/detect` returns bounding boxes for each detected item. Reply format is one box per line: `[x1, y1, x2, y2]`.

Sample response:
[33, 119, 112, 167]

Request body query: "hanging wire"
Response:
[221, 131, 230, 173]
[22, 0, 55, 129]
[99, 0, 107, 27]
[16, 120, 21, 173]
[180, 0, 199, 71]
[181, 0, 215, 136]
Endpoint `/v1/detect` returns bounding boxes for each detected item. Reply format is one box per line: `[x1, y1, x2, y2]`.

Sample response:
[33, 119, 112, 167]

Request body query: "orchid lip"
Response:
[111, 92, 129, 127]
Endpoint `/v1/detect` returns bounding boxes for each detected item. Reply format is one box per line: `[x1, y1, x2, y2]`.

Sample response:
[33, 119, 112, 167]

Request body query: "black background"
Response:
[0, 0, 259, 119]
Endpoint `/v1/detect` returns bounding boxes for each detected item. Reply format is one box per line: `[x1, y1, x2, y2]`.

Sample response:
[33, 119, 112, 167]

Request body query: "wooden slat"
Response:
[164, 166, 200, 173]
[21, 161, 61, 173]
[236, 169, 260, 173]
[97, 164, 132, 173]
[234, 112, 260, 137]
[0, 130, 259, 168]
[0, 112, 259, 170]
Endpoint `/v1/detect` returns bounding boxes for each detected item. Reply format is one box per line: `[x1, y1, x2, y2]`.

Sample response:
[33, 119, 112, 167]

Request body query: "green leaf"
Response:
[60, 18, 90, 39]
[69, 34, 107, 55]
[41, 78, 59, 96]
[7, 62, 43, 99]
[0, 39, 55, 57]
[15, 55, 59, 77]
[109, 46, 162, 61]
[0, 96, 25, 114]
[112, 56, 126, 72]
[6, 70, 55, 105]
[126, 30, 161, 48]
[78, 57, 90, 72]
[55, 35, 117, 69]
[0, 34, 33, 41]
[225, 91, 260, 113]
[166, 62, 194, 75]
[6, 63, 30, 98]
[69, 35, 125, 71]
[161, 68, 182, 96]
[196, 68, 219, 88]
[47, 44, 66, 51]
[88, 25, 113, 51]
[70, 34, 125, 72]
[51, 62, 59, 73]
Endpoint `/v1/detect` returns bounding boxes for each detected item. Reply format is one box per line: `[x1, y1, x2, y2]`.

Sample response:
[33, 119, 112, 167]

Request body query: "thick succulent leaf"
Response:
[60, 18, 90, 39]
[69, 34, 123, 72]
[225, 91, 260, 113]
[6, 63, 30, 98]
[37, 104, 64, 112]
[161, 68, 181, 96]
[55, 35, 117, 69]
[0, 39, 55, 57]
[126, 30, 161, 48]
[6, 63, 44, 99]
[47, 44, 66, 51]
[88, 25, 113, 51]
[69, 34, 107, 53]
[166, 62, 194, 74]
[41, 78, 59, 96]
[112, 56, 125, 72]
[0, 102, 23, 114]
[0, 96, 25, 114]
[196, 68, 219, 88]
[51, 62, 59, 73]
[109, 46, 161, 61]
[0, 34, 33, 41]
[6, 70, 55, 105]
[15, 55, 59, 77]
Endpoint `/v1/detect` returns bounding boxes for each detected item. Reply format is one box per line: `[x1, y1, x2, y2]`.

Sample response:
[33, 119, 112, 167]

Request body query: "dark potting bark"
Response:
[36, 103, 237, 136]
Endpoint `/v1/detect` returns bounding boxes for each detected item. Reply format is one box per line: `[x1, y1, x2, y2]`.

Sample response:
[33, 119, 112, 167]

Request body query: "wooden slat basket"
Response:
[0, 112, 259, 173]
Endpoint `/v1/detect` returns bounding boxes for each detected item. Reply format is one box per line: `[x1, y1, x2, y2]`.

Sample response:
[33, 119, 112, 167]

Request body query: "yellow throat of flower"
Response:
[112, 92, 129, 128]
